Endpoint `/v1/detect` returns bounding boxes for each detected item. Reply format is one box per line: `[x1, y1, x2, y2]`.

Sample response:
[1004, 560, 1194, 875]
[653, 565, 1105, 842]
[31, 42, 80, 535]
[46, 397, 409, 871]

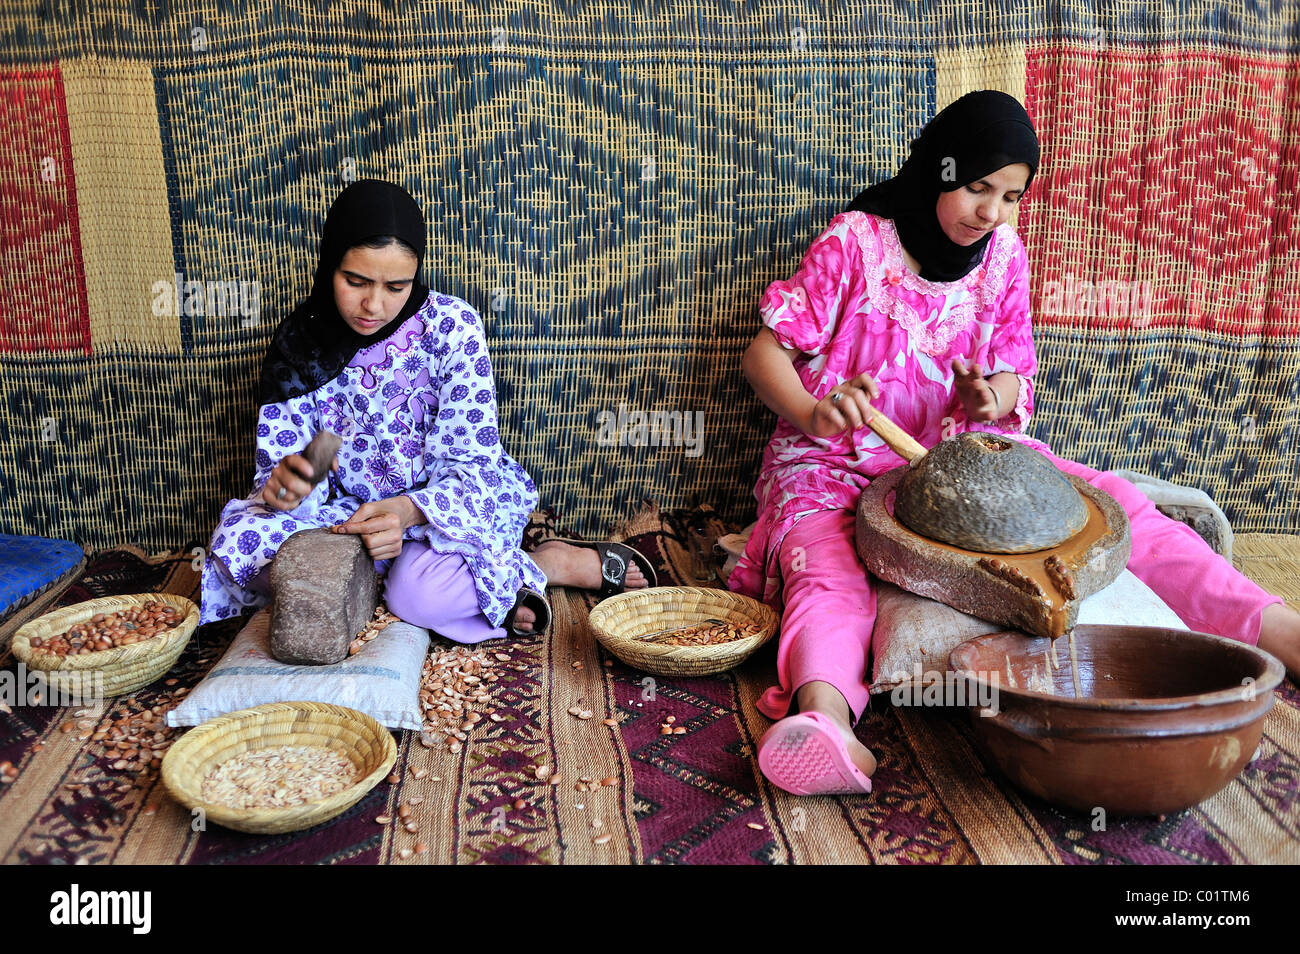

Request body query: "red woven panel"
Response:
[1023, 48, 1299, 338]
[0, 65, 90, 354]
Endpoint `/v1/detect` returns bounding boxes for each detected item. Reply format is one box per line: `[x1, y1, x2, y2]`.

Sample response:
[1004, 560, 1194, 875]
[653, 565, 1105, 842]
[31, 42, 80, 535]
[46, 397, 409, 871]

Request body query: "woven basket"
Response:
[587, 586, 779, 677]
[161, 701, 397, 835]
[12, 593, 197, 698]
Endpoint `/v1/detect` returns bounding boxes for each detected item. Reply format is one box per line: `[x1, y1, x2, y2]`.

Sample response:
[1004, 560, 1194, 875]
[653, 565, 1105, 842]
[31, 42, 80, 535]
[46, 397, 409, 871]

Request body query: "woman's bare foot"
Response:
[1259, 602, 1300, 684]
[795, 681, 877, 778]
[512, 605, 537, 634]
[530, 541, 649, 591]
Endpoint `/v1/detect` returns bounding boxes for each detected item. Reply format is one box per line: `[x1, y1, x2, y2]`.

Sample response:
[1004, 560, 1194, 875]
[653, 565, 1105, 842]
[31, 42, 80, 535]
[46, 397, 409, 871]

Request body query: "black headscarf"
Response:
[258, 179, 429, 406]
[844, 89, 1040, 282]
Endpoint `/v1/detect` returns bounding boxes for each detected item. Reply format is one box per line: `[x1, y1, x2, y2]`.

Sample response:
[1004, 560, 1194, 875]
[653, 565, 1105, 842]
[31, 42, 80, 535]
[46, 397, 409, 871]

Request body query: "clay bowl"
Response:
[948, 624, 1285, 816]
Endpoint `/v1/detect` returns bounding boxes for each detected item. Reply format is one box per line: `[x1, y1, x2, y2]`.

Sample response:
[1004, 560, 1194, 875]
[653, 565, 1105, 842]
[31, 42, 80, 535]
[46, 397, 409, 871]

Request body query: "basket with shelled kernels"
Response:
[162, 701, 397, 835]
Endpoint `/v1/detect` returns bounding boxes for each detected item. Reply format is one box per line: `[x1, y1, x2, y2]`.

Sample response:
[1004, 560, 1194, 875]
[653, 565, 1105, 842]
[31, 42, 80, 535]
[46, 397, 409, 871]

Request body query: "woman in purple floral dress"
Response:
[198, 180, 651, 641]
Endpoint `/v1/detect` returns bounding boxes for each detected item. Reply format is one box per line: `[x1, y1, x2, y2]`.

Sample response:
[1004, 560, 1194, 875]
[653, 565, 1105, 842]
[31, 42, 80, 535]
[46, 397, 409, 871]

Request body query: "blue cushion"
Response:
[0, 535, 85, 618]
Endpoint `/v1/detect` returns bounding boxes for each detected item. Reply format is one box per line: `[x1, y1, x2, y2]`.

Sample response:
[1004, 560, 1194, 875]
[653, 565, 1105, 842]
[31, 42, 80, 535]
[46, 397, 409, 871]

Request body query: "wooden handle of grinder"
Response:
[866, 408, 928, 462]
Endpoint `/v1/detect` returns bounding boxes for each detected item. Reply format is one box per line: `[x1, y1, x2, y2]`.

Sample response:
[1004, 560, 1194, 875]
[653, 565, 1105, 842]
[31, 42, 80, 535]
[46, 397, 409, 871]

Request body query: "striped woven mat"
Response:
[3, 3, 1299, 554]
[1, 512, 1297, 864]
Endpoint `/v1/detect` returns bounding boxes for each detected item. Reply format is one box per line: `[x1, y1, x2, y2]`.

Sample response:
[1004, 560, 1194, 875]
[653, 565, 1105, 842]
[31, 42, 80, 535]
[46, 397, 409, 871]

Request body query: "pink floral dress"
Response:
[729, 211, 1049, 608]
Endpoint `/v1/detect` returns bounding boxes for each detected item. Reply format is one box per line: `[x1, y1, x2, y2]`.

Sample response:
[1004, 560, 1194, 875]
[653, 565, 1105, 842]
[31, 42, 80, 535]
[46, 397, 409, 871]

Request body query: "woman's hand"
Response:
[329, 498, 413, 561]
[805, 373, 880, 438]
[262, 454, 338, 511]
[952, 358, 1001, 422]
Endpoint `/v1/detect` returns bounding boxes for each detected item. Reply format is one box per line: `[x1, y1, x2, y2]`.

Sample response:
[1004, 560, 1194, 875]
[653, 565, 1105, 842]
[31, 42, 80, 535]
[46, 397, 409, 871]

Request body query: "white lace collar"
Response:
[841, 212, 1017, 355]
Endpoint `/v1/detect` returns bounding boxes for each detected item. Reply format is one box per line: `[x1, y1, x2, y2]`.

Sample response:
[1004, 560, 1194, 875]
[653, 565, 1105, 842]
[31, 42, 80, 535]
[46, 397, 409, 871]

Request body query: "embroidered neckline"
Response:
[349, 306, 430, 367]
[345, 295, 436, 388]
[877, 215, 994, 293]
[840, 211, 1017, 356]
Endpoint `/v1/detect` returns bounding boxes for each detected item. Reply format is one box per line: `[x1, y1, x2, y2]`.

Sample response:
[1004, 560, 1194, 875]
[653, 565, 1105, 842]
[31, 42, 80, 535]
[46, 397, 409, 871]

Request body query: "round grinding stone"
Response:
[894, 432, 1089, 553]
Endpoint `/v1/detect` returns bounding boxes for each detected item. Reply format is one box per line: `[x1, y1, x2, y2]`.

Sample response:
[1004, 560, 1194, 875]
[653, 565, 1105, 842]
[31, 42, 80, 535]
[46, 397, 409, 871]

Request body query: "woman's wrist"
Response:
[987, 372, 1019, 421]
[396, 494, 427, 529]
[796, 395, 821, 435]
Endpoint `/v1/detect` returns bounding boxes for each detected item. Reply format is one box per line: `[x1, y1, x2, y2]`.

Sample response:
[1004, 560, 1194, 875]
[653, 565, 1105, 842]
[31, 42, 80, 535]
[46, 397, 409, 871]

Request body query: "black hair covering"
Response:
[844, 89, 1040, 282]
[258, 178, 429, 406]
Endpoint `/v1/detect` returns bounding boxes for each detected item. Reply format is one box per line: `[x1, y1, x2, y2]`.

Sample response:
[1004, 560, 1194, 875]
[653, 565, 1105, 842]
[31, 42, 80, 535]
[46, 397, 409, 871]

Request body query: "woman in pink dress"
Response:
[730, 90, 1300, 796]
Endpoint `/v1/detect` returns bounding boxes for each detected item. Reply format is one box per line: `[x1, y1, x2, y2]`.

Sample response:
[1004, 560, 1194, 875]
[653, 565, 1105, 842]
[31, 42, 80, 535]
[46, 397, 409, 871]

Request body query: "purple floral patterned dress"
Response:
[198, 291, 545, 627]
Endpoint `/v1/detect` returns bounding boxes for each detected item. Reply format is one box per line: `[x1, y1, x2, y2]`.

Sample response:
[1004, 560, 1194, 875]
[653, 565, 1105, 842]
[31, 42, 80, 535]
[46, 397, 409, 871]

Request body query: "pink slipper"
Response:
[757, 711, 874, 796]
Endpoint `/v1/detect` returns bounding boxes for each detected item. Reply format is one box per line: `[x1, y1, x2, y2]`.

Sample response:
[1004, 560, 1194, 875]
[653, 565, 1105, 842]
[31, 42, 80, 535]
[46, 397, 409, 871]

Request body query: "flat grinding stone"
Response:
[269, 528, 377, 665]
[857, 467, 1132, 639]
[895, 432, 1089, 553]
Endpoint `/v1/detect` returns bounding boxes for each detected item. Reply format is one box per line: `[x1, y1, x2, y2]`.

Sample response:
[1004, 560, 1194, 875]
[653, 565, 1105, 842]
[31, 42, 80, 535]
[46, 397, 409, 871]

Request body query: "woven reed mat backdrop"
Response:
[1, 3, 1297, 552]
[1, 507, 1297, 864]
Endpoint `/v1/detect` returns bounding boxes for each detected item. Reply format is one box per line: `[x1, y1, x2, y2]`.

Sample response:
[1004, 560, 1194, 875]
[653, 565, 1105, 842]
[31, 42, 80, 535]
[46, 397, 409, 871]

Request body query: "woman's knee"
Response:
[778, 511, 858, 575]
[1046, 453, 1155, 519]
[383, 545, 479, 630]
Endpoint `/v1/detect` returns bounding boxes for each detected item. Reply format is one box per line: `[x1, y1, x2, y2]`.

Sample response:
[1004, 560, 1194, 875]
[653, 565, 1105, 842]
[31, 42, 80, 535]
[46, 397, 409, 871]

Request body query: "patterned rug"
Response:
[1, 511, 1297, 864]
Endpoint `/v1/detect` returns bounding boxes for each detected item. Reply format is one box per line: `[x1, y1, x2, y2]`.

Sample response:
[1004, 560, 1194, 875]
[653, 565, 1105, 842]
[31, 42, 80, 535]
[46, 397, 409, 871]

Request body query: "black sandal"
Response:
[543, 539, 659, 600]
[504, 587, 552, 637]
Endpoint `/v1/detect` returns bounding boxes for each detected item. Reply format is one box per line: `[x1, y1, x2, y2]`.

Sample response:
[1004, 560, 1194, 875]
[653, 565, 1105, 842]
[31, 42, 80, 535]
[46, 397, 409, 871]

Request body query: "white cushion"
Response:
[167, 608, 428, 730]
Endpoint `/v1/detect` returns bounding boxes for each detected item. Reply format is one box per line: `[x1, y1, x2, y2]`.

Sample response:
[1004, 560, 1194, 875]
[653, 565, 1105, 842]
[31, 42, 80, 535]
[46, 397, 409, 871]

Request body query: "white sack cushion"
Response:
[167, 608, 428, 730]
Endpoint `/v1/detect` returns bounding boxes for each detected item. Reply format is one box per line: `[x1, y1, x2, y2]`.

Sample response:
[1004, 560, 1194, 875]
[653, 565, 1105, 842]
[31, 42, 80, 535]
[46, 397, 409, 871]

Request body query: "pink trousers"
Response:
[759, 452, 1284, 723]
